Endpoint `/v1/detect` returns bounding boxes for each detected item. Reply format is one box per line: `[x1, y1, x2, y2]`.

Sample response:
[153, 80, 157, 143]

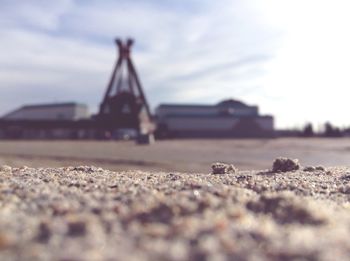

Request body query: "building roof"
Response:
[160, 114, 273, 119]
[158, 99, 253, 109]
[216, 99, 249, 108]
[20, 102, 87, 110]
[2, 102, 88, 119]
[157, 104, 212, 109]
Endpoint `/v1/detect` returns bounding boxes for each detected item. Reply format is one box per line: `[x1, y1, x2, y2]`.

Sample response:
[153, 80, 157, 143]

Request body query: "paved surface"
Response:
[1, 138, 350, 172]
[1, 163, 350, 260]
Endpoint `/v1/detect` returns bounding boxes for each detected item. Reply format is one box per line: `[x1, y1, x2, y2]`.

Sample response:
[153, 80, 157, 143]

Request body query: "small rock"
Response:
[341, 174, 350, 181]
[63, 166, 74, 171]
[72, 166, 101, 173]
[211, 162, 237, 174]
[304, 166, 325, 172]
[36, 221, 51, 243]
[339, 185, 350, 194]
[303, 166, 316, 172]
[73, 166, 91, 172]
[67, 220, 87, 237]
[272, 157, 300, 173]
[315, 166, 325, 171]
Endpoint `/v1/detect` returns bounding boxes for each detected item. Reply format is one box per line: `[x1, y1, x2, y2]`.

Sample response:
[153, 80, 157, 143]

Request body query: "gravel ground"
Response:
[1, 163, 350, 261]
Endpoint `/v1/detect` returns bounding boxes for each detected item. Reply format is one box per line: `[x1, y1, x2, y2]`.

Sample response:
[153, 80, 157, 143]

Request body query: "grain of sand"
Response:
[1, 164, 350, 260]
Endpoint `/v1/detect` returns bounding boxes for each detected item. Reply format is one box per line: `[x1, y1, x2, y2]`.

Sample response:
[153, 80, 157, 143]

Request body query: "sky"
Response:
[1, 0, 350, 129]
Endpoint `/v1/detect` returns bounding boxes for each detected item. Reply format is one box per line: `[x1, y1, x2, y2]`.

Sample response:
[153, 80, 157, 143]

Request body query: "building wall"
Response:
[165, 117, 239, 131]
[157, 107, 218, 117]
[74, 105, 90, 120]
[255, 117, 274, 131]
[162, 116, 273, 132]
[155, 101, 274, 138]
[156, 106, 258, 118]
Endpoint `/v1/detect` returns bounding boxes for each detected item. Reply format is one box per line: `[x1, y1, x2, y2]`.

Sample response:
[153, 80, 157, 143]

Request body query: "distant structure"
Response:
[156, 99, 274, 138]
[3, 103, 89, 121]
[0, 38, 275, 141]
[97, 38, 155, 140]
[0, 102, 92, 140]
[0, 38, 155, 143]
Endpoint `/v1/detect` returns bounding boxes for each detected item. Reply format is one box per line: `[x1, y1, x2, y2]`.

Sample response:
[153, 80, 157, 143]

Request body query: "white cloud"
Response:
[0, 0, 74, 30]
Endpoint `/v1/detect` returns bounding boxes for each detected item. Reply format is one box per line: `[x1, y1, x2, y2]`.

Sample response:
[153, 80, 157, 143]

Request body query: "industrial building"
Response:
[0, 38, 274, 140]
[0, 38, 155, 142]
[0, 106, 89, 140]
[0, 98, 274, 139]
[156, 99, 274, 138]
[0, 103, 91, 139]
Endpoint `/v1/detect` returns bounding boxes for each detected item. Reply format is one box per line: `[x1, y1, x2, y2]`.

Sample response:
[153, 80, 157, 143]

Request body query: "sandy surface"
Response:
[0, 138, 350, 172]
[1, 163, 350, 260]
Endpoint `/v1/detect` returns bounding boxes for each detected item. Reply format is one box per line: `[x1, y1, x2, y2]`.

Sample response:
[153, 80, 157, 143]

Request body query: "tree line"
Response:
[301, 122, 346, 137]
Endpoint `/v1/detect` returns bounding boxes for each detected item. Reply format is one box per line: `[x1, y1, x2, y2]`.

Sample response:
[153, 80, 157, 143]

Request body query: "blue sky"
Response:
[1, 0, 350, 128]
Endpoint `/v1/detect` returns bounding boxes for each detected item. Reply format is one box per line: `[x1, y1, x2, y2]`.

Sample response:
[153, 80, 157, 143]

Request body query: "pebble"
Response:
[339, 184, 350, 194]
[211, 162, 237, 174]
[272, 157, 300, 172]
[67, 220, 87, 237]
[304, 166, 326, 172]
[36, 222, 51, 243]
[303, 166, 316, 172]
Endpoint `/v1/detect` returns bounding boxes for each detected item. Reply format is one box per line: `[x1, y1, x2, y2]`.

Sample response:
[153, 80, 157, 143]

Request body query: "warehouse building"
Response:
[0, 99, 274, 139]
[155, 99, 274, 138]
[0, 103, 93, 139]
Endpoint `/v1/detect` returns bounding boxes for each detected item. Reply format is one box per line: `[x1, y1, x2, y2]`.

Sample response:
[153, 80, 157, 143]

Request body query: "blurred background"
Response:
[1, 0, 350, 171]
